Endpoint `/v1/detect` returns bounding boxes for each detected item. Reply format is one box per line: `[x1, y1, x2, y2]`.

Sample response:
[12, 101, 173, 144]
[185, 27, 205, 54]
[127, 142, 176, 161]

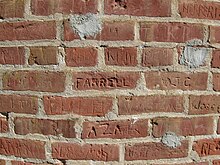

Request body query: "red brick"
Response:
[145, 72, 208, 90]
[31, 0, 98, 16]
[213, 73, 220, 91]
[3, 71, 65, 93]
[63, 20, 80, 41]
[99, 22, 134, 41]
[152, 117, 213, 137]
[213, 160, 220, 165]
[0, 117, 8, 133]
[73, 72, 139, 90]
[65, 47, 98, 67]
[14, 118, 76, 138]
[104, 0, 171, 17]
[82, 119, 148, 139]
[0, 21, 56, 41]
[0, 160, 6, 165]
[64, 21, 135, 41]
[153, 163, 208, 165]
[52, 143, 119, 161]
[11, 161, 62, 165]
[193, 138, 220, 157]
[212, 50, 220, 68]
[105, 47, 137, 66]
[0, 138, 45, 159]
[140, 22, 204, 43]
[125, 141, 188, 160]
[29, 47, 58, 65]
[210, 26, 220, 43]
[118, 95, 184, 115]
[44, 96, 112, 116]
[0, 94, 38, 114]
[0, 47, 25, 65]
[0, 0, 24, 18]
[142, 48, 173, 67]
[179, 0, 220, 20]
[189, 95, 220, 115]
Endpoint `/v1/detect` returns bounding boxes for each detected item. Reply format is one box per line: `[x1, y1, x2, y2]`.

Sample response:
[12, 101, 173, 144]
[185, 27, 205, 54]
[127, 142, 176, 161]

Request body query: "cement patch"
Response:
[69, 13, 102, 40]
[161, 132, 181, 148]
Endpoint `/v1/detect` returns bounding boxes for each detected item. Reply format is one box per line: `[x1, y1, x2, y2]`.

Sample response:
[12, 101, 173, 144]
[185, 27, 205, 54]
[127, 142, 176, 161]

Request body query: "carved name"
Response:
[82, 119, 148, 139]
[180, 2, 220, 20]
[73, 72, 139, 90]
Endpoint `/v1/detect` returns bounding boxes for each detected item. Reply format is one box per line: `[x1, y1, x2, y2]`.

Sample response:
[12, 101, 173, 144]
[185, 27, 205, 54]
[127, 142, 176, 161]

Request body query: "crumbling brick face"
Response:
[0, 0, 219, 164]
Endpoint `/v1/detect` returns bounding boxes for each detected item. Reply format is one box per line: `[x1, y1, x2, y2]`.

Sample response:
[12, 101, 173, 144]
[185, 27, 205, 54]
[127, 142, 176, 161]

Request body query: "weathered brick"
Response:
[65, 47, 98, 67]
[0, 94, 38, 114]
[0, 160, 6, 165]
[0, 0, 24, 18]
[125, 141, 188, 160]
[189, 95, 220, 114]
[31, 0, 98, 16]
[212, 50, 220, 68]
[73, 72, 139, 90]
[0, 138, 45, 159]
[153, 162, 208, 165]
[210, 26, 220, 43]
[64, 21, 134, 41]
[11, 161, 62, 165]
[104, 0, 171, 17]
[152, 117, 213, 137]
[14, 118, 76, 138]
[142, 48, 173, 67]
[213, 160, 220, 165]
[145, 72, 208, 90]
[82, 119, 148, 139]
[140, 22, 204, 43]
[52, 143, 119, 161]
[193, 138, 220, 157]
[0, 117, 8, 133]
[213, 73, 220, 91]
[105, 47, 137, 66]
[99, 22, 134, 41]
[118, 95, 184, 115]
[179, 0, 220, 20]
[29, 47, 57, 65]
[0, 47, 25, 65]
[0, 21, 56, 41]
[3, 71, 65, 93]
[44, 96, 112, 116]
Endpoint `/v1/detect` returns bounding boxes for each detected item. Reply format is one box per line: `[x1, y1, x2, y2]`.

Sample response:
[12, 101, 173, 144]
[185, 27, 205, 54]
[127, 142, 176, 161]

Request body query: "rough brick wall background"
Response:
[1, 0, 220, 165]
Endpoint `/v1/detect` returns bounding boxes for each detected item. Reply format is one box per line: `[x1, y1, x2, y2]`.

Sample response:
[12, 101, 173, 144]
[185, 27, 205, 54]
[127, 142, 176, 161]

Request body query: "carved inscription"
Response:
[65, 47, 97, 67]
[193, 139, 220, 157]
[180, 1, 220, 20]
[0, 117, 8, 133]
[3, 71, 65, 92]
[73, 72, 139, 90]
[118, 96, 184, 115]
[0, 138, 45, 159]
[0, 47, 25, 65]
[105, 47, 137, 66]
[145, 72, 208, 90]
[44, 96, 112, 116]
[125, 141, 188, 160]
[189, 95, 220, 114]
[52, 143, 119, 161]
[82, 119, 148, 139]
[0, 95, 38, 114]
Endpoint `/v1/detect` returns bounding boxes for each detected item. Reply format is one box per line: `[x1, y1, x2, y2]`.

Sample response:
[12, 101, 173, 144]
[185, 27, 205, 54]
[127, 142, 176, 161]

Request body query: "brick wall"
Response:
[0, 0, 220, 165]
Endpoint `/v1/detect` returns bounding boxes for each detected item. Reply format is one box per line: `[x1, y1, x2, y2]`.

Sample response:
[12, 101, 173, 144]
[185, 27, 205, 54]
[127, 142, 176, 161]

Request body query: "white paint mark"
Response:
[180, 39, 209, 68]
[161, 132, 181, 148]
[69, 13, 102, 40]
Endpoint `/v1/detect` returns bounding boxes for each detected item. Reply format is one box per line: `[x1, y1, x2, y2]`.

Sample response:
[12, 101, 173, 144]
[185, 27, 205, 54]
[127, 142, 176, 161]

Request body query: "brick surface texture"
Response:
[0, 0, 219, 164]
